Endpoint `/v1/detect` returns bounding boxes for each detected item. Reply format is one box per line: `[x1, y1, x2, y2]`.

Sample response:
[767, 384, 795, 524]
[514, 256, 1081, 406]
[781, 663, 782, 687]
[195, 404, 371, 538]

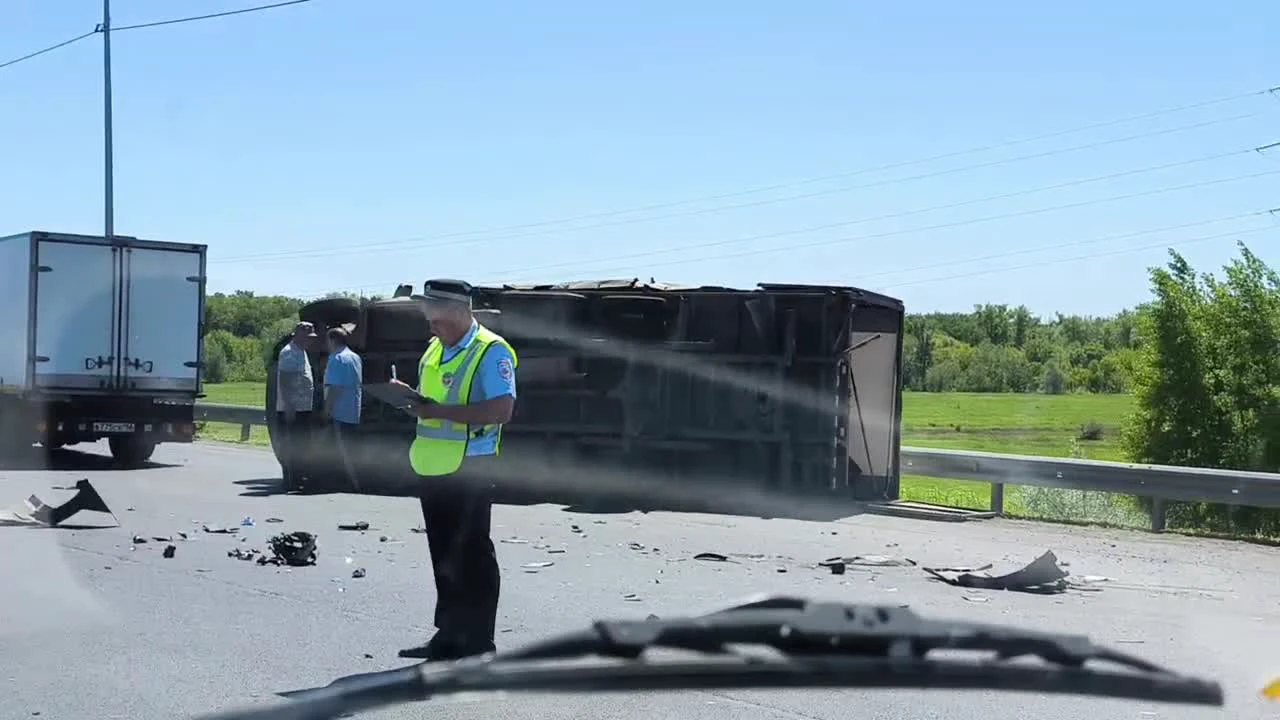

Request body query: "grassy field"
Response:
[199, 383, 1142, 523]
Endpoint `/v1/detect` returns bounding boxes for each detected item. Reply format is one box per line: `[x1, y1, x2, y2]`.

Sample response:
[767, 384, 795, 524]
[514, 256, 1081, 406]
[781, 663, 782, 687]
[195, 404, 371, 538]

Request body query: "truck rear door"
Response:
[120, 245, 205, 393]
[32, 238, 121, 390]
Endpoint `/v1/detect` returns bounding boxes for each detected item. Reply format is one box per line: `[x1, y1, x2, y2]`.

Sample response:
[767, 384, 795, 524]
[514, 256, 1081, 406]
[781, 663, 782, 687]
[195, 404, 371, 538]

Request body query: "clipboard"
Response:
[364, 382, 433, 414]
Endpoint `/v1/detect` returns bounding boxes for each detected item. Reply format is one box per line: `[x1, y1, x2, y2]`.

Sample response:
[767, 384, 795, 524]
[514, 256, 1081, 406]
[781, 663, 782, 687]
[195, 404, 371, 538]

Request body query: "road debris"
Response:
[265, 517, 284, 523]
[338, 522, 370, 531]
[622, 593, 641, 602]
[267, 531, 318, 567]
[162, 544, 176, 559]
[827, 555, 917, 567]
[693, 552, 730, 562]
[922, 550, 1071, 594]
[351, 567, 366, 579]
[132, 535, 148, 544]
[523, 561, 554, 569]
[203, 524, 238, 534]
[820, 559, 847, 575]
[1, 479, 118, 528]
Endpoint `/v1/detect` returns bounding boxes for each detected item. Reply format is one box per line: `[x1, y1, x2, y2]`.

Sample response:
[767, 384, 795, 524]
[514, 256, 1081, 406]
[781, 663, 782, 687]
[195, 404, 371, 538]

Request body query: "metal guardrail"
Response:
[194, 402, 1280, 531]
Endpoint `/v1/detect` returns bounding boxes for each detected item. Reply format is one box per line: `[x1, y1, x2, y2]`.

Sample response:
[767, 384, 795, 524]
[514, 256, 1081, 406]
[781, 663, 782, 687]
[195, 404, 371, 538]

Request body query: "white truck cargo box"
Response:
[0, 231, 207, 396]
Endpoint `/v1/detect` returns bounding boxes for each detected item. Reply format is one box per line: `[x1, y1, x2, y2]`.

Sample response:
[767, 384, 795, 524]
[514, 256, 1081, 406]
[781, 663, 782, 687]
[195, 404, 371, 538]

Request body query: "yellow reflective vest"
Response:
[408, 324, 517, 477]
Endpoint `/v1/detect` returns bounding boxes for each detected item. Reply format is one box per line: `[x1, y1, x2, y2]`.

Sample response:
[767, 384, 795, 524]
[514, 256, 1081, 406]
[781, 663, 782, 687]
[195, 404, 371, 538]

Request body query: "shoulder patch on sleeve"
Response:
[497, 357, 514, 381]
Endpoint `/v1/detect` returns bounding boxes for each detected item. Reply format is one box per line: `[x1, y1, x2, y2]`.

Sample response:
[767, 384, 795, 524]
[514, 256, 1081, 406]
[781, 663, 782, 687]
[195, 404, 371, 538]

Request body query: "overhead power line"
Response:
[279, 210, 1278, 300]
[112, 0, 314, 32]
[490, 168, 1280, 284]
[884, 224, 1276, 291]
[285, 166, 1278, 298]
[0, 0, 315, 70]
[847, 211, 1271, 285]
[213, 112, 1262, 265]
[215, 84, 1280, 264]
[476, 144, 1272, 280]
[0, 31, 96, 70]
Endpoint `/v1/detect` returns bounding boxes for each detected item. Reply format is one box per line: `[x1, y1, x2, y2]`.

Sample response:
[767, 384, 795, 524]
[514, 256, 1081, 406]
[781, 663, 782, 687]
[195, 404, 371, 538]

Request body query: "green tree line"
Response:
[203, 243, 1279, 532]
[205, 291, 1145, 394]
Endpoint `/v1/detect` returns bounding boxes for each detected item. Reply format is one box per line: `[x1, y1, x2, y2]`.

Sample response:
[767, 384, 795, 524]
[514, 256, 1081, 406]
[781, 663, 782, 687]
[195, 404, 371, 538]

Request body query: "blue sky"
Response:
[1, 0, 1276, 315]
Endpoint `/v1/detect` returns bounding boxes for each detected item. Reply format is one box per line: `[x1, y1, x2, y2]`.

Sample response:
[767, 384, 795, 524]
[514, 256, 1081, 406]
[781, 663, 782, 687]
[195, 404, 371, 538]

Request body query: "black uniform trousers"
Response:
[275, 411, 313, 490]
[419, 457, 500, 654]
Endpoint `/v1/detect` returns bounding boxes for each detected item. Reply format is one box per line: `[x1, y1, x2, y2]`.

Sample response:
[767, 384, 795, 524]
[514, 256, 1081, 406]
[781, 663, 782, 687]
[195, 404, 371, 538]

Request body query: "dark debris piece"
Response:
[25, 479, 117, 527]
[338, 522, 370, 532]
[922, 550, 1071, 594]
[351, 567, 366, 579]
[269, 531, 318, 566]
[162, 545, 176, 559]
[131, 535, 147, 544]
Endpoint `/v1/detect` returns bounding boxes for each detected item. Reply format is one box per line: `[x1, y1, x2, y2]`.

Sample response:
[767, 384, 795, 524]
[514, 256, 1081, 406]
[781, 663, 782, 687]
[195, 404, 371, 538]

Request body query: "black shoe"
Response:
[398, 634, 461, 661]
[398, 635, 495, 661]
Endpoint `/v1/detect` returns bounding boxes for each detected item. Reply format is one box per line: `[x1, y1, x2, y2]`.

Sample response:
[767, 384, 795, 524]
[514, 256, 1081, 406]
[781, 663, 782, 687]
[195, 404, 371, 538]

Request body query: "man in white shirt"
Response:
[276, 321, 317, 492]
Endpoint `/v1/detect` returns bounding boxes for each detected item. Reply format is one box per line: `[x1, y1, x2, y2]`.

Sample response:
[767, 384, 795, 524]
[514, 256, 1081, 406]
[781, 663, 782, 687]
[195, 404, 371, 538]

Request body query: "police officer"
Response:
[390, 279, 517, 661]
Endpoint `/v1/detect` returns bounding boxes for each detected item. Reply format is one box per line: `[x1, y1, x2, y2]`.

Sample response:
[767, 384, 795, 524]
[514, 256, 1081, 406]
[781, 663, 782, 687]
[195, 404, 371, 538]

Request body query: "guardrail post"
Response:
[1149, 498, 1167, 532]
[989, 482, 1005, 515]
[240, 424, 251, 442]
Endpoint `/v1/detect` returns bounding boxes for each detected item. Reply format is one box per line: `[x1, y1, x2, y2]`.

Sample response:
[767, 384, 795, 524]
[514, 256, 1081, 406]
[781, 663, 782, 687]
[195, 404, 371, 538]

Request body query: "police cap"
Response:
[419, 279, 473, 306]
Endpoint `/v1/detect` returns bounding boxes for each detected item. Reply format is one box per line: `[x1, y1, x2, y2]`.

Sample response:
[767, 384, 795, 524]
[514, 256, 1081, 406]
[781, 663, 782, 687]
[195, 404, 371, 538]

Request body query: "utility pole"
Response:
[102, 0, 114, 239]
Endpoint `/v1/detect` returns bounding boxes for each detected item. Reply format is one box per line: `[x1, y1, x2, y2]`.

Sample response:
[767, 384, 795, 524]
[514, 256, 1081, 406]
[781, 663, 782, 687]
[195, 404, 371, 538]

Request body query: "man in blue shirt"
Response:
[391, 279, 517, 661]
[323, 326, 363, 492]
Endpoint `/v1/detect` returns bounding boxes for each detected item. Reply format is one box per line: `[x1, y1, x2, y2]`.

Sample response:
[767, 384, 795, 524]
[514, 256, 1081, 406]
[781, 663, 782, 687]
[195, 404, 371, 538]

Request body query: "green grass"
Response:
[898, 392, 1146, 526]
[202, 381, 265, 407]
[199, 382, 272, 445]
[197, 383, 1146, 525]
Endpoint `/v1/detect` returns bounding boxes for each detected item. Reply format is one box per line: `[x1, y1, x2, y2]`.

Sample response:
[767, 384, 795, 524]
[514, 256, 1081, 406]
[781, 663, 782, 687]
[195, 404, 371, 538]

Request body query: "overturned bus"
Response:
[264, 280, 905, 515]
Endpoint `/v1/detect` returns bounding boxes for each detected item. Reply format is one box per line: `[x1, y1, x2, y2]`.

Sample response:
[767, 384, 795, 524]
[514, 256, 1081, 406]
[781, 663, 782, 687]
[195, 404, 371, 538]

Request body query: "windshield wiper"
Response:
[199, 595, 1223, 720]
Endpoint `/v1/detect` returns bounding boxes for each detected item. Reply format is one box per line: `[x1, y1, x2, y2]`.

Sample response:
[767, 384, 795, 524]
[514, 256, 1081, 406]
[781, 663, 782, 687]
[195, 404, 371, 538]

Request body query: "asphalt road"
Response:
[1, 440, 1277, 720]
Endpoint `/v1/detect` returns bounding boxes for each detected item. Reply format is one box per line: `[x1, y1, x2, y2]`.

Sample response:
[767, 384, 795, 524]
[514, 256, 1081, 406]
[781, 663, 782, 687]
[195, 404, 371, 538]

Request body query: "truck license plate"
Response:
[93, 422, 135, 433]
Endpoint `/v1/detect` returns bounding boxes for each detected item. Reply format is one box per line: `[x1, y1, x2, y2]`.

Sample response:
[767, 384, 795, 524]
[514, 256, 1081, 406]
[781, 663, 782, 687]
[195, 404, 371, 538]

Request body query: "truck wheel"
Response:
[299, 297, 361, 330]
[109, 436, 156, 467]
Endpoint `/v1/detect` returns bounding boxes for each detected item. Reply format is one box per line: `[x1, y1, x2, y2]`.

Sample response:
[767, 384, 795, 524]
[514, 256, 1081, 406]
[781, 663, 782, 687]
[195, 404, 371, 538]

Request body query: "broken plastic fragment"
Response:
[923, 550, 1070, 594]
[5, 479, 118, 528]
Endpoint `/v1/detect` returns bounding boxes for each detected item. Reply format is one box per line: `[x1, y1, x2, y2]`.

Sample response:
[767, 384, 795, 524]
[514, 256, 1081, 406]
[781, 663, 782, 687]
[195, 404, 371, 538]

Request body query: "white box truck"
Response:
[0, 231, 207, 465]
